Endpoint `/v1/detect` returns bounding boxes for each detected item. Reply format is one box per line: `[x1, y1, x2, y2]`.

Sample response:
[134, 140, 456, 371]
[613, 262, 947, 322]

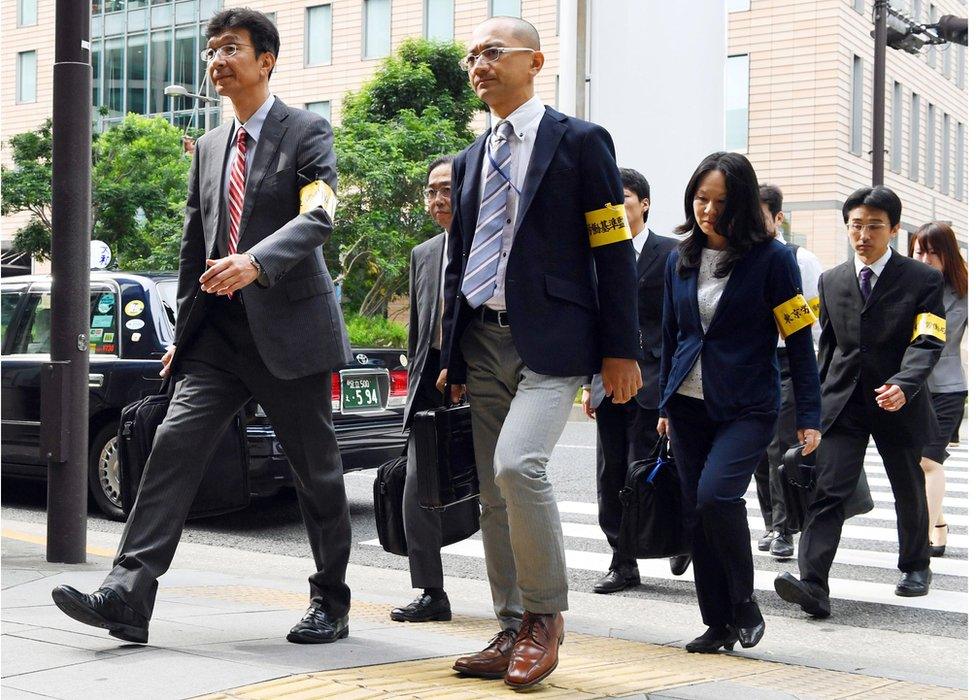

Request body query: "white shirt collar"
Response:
[490, 95, 545, 142]
[853, 246, 893, 279]
[632, 226, 650, 254]
[234, 93, 276, 143]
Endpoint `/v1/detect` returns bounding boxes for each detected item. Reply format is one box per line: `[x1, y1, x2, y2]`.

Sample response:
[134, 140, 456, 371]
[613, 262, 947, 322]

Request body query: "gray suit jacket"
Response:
[928, 288, 968, 393]
[404, 232, 446, 429]
[174, 97, 353, 380]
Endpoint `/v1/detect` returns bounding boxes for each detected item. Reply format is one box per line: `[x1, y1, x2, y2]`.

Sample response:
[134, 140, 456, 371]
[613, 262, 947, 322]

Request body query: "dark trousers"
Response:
[594, 398, 658, 573]
[403, 350, 446, 589]
[798, 398, 929, 593]
[754, 351, 795, 534]
[105, 296, 351, 619]
[667, 394, 776, 627]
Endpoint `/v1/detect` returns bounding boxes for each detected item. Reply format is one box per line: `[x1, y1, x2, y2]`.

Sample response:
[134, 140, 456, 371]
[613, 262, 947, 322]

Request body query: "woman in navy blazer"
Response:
[657, 152, 821, 652]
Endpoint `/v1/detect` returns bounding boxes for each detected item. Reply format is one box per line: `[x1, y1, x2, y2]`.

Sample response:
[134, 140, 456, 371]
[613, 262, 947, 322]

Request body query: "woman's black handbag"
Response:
[778, 444, 874, 534]
[617, 435, 687, 560]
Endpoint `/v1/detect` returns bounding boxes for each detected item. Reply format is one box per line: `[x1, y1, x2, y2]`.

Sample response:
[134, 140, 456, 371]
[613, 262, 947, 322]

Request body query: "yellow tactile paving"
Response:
[177, 584, 967, 700]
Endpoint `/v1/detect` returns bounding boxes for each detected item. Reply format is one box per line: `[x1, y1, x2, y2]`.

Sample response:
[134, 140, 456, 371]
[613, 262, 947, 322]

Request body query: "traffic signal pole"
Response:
[45, 0, 92, 563]
[872, 0, 888, 186]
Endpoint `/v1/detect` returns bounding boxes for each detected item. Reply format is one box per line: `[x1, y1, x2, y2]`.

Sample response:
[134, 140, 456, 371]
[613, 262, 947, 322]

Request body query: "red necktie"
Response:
[227, 126, 248, 255]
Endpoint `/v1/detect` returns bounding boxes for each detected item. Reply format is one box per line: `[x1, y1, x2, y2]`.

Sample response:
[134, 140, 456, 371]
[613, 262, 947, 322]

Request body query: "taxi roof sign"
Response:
[90, 240, 112, 270]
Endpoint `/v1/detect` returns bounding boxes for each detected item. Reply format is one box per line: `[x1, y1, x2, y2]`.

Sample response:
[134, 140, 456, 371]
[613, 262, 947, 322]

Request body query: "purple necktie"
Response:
[859, 266, 873, 301]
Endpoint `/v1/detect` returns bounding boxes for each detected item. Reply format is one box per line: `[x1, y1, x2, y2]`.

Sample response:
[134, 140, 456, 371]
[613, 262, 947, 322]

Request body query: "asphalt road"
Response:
[2, 417, 967, 641]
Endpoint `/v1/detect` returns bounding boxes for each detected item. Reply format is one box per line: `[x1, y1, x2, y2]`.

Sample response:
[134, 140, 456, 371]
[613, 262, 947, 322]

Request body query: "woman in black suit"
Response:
[657, 152, 821, 652]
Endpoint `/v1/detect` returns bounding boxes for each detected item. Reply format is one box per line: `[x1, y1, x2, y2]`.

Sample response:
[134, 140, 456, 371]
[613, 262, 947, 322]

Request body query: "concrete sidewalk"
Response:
[1, 520, 966, 699]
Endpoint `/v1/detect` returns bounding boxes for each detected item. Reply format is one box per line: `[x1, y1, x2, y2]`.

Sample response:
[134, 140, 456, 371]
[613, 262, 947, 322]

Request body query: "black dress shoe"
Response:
[592, 569, 640, 594]
[390, 592, 452, 622]
[685, 625, 737, 653]
[769, 533, 794, 559]
[773, 572, 830, 618]
[732, 598, 765, 649]
[51, 585, 149, 644]
[895, 568, 931, 597]
[930, 523, 948, 557]
[757, 530, 775, 551]
[287, 605, 349, 644]
[670, 554, 692, 576]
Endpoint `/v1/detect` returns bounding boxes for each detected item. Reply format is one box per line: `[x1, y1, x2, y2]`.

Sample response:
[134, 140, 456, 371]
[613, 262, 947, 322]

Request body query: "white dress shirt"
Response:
[632, 226, 649, 259]
[776, 233, 823, 349]
[432, 231, 449, 350]
[223, 93, 276, 206]
[852, 245, 893, 293]
[479, 95, 546, 311]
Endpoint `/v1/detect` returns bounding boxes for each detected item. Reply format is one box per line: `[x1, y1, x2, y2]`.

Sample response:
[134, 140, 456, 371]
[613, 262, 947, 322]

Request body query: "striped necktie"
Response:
[461, 120, 514, 308]
[227, 126, 248, 256]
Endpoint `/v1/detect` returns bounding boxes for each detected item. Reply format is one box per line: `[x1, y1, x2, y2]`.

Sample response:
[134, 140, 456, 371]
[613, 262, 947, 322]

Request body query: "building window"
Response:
[127, 33, 148, 116]
[928, 5, 938, 68]
[853, 0, 864, 11]
[306, 5, 333, 66]
[424, 0, 454, 41]
[92, 40, 102, 116]
[728, 0, 750, 10]
[954, 122, 965, 200]
[910, 92, 920, 180]
[957, 44, 966, 89]
[307, 100, 332, 122]
[490, 0, 520, 16]
[941, 112, 950, 194]
[725, 54, 749, 151]
[850, 54, 863, 156]
[363, 0, 391, 59]
[925, 102, 935, 187]
[149, 29, 173, 114]
[16, 51, 37, 103]
[891, 81, 903, 172]
[18, 0, 37, 26]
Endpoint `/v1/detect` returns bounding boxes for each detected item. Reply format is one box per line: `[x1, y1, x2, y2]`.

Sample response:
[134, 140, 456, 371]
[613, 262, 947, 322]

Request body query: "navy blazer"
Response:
[441, 106, 640, 381]
[659, 238, 821, 429]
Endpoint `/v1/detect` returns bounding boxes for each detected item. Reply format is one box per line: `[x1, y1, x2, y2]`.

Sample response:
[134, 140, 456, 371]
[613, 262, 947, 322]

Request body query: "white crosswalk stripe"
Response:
[363, 441, 969, 615]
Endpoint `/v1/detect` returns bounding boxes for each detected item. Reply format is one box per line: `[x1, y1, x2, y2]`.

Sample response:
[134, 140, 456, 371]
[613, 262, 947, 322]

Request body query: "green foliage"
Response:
[344, 312, 408, 348]
[332, 38, 481, 316]
[2, 114, 190, 270]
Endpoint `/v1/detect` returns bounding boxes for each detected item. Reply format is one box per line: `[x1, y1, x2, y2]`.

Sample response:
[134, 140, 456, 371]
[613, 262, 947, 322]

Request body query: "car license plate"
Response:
[340, 371, 383, 413]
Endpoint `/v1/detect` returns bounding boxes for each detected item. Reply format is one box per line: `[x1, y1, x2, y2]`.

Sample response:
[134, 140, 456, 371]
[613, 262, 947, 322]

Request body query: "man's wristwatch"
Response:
[247, 253, 262, 275]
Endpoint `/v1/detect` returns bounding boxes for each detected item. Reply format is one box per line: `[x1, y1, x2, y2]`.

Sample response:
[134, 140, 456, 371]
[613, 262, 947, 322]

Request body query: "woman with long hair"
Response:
[910, 222, 968, 556]
[658, 152, 821, 652]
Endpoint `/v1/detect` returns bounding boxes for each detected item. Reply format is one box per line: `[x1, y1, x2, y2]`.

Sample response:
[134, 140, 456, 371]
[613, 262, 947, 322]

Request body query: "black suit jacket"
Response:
[591, 230, 677, 410]
[818, 249, 945, 443]
[441, 106, 640, 381]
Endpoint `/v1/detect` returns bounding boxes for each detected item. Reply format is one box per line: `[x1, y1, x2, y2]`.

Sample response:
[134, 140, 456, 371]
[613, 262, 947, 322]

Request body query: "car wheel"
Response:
[88, 423, 125, 520]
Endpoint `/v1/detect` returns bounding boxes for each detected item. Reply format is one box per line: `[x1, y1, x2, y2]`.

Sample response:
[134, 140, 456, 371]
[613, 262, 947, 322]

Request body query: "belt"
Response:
[477, 306, 509, 327]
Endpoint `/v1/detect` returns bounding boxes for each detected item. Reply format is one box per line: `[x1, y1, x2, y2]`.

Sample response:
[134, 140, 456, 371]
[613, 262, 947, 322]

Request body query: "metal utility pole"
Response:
[45, 0, 92, 563]
[872, 0, 888, 186]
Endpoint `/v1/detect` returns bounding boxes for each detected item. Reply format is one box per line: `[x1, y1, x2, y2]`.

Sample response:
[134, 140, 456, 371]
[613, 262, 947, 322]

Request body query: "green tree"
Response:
[332, 38, 482, 316]
[2, 114, 190, 269]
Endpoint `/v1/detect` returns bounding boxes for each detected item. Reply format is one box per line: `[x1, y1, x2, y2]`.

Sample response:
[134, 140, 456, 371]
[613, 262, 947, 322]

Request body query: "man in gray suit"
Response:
[52, 9, 354, 646]
[390, 155, 454, 623]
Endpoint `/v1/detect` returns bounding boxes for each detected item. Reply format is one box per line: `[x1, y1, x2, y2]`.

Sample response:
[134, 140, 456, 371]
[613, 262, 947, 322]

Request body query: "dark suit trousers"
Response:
[754, 351, 795, 534]
[403, 350, 446, 589]
[104, 296, 351, 620]
[667, 394, 776, 627]
[595, 398, 658, 573]
[798, 397, 929, 593]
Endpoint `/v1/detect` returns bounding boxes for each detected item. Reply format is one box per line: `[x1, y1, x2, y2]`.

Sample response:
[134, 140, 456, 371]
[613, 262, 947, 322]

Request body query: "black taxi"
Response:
[1, 271, 408, 519]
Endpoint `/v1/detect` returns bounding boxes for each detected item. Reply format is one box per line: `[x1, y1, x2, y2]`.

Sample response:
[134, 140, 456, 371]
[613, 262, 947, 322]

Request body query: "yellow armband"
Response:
[807, 296, 820, 318]
[585, 203, 631, 248]
[774, 294, 816, 338]
[299, 180, 338, 220]
[911, 312, 947, 342]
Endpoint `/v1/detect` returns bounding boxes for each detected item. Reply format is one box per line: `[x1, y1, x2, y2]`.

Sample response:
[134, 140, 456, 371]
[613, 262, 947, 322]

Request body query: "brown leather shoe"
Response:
[452, 628, 517, 679]
[505, 612, 564, 690]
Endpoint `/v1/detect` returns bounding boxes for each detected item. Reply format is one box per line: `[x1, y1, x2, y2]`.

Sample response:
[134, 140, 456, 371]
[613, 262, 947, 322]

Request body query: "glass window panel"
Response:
[17, 292, 53, 355]
[87, 290, 120, 356]
[104, 10, 124, 33]
[925, 102, 935, 186]
[200, 0, 218, 22]
[307, 5, 333, 66]
[425, 0, 454, 40]
[128, 7, 147, 29]
[92, 15, 103, 35]
[150, 29, 173, 114]
[941, 112, 950, 194]
[891, 82, 902, 172]
[957, 45, 966, 89]
[174, 0, 195, 24]
[19, 0, 37, 26]
[174, 26, 196, 111]
[954, 122, 965, 199]
[728, 0, 750, 10]
[151, 0, 170, 6]
[724, 54, 749, 151]
[151, 4, 172, 26]
[92, 0, 103, 15]
[928, 4, 938, 67]
[1, 289, 23, 349]
[364, 0, 391, 59]
[129, 0, 148, 8]
[92, 39, 102, 113]
[850, 54, 863, 155]
[853, 0, 864, 11]
[17, 51, 37, 103]
[105, 37, 124, 116]
[127, 33, 149, 114]
[910, 93, 920, 180]
[307, 100, 332, 121]
[490, 0, 520, 16]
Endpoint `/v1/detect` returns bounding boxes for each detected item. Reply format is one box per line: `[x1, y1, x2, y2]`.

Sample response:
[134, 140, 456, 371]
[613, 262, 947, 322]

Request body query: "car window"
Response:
[11, 289, 120, 356]
[1, 289, 23, 351]
[154, 280, 178, 330]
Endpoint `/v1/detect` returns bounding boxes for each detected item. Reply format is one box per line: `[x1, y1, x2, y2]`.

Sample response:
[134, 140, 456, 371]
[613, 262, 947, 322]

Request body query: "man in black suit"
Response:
[51, 9, 354, 645]
[776, 186, 945, 617]
[582, 168, 680, 593]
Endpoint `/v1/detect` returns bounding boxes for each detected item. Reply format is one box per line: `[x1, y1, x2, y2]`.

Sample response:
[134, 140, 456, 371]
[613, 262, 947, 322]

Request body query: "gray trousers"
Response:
[404, 429, 445, 589]
[460, 318, 584, 629]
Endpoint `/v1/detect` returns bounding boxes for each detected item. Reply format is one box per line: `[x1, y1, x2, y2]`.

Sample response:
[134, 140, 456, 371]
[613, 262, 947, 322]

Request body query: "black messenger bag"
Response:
[778, 445, 875, 534]
[413, 402, 480, 509]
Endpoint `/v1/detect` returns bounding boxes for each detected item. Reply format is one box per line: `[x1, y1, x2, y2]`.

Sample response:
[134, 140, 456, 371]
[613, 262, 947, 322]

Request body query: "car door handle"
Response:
[89, 373, 104, 388]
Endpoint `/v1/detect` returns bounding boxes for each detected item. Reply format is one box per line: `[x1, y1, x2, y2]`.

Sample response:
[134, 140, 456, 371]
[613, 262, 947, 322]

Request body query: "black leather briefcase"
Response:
[118, 390, 250, 520]
[778, 445, 874, 534]
[413, 403, 479, 509]
[618, 435, 688, 560]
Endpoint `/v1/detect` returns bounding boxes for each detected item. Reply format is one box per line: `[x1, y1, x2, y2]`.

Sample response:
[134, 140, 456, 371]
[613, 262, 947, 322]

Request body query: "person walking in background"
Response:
[658, 152, 821, 654]
[582, 168, 681, 593]
[910, 222, 968, 557]
[776, 186, 945, 619]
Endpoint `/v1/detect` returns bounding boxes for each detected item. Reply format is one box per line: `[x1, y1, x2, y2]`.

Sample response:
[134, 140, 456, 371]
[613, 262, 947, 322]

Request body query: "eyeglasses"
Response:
[200, 44, 252, 62]
[424, 186, 452, 201]
[458, 47, 535, 71]
[847, 222, 889, 233]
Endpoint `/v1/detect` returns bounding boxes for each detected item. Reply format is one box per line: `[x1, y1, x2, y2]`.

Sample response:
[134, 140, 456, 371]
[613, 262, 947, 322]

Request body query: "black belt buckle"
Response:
[480, 306, 509, 328]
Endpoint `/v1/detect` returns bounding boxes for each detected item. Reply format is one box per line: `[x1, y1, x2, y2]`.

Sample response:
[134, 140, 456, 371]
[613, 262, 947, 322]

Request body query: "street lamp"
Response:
[164, 82, 220, 134]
